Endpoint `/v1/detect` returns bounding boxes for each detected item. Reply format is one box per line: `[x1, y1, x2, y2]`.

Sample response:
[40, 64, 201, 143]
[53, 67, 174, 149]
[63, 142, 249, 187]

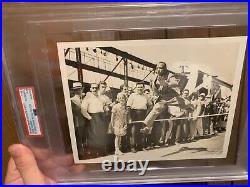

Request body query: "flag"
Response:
[212, 88, 222, 101]
[192, 71, 212, 94]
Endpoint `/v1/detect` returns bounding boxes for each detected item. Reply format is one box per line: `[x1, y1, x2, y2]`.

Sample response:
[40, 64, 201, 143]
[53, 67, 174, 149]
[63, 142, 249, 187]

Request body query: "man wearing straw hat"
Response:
[70, 81, 87, 158]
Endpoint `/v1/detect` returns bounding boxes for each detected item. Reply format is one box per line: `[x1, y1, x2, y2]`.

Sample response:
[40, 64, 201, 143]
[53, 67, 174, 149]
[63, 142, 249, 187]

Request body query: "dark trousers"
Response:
[144, 134, 152, 148]
[105, 113, 115, 154]
[203, 117, 210, 135]
[151, 121, 164, 146]
[75, 125, 88, 155]
[168, 120, 180, 144]
[88, 112, 108, 156]
[149, 110, 170, 146]
[73, 115, 89, 158]
[171, 119, 189, 143]
[129, 109, 147, 151]
[176, 119, 190, 142]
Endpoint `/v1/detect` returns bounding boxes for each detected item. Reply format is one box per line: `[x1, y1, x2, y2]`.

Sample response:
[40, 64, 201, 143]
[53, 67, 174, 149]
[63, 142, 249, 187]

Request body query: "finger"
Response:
[70, 164, 86, 174]
[43, 166, 69, 180]
[31, 147, 51, 160]
[54, 154, 74, 167]
[38, 153, 74, 171]
[5, 158, 24, 184]
[38, 156, 57, 171]
[8, 144, 46, 184]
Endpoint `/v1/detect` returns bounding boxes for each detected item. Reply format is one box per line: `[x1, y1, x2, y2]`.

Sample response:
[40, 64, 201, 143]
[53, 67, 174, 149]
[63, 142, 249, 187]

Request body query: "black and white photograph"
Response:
[57, 37, 247, 163]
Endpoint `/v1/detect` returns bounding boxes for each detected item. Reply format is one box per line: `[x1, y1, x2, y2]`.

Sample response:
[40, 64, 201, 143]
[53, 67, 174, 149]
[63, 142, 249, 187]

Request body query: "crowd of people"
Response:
[70, 62, 230, 159]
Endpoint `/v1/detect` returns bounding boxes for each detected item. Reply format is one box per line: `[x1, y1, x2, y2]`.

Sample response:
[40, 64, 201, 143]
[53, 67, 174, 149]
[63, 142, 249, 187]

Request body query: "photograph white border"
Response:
[57, 36, 247, 163]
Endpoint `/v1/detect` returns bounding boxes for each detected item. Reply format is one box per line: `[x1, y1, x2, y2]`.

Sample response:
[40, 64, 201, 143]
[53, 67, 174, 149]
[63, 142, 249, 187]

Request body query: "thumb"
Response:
[8, 144, 46, 184]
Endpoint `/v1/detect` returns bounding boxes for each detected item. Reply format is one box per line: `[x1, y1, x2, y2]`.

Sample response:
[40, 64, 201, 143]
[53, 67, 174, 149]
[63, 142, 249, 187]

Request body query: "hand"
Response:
[170, 115, 176, 119]
[158, 76, 166, 85]
[103, 105, 110, 112]
[5, 144, 56, 184]
[5, 144, 86, 184]
[127, 117, 132, 123]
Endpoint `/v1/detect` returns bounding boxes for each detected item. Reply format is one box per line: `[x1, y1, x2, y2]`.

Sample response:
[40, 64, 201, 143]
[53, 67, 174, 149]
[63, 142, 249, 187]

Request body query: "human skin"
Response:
[5, 144, 86, 184]
[5, 144, 56, 184]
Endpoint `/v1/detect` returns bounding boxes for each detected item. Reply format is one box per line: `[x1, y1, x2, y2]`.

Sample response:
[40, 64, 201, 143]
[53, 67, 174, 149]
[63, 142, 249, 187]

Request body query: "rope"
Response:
[129, 113, 229, 124]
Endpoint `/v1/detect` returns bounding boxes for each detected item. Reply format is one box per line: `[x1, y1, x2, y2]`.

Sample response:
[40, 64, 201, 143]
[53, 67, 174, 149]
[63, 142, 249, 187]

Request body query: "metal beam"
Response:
[65, 59, 150, 85]
[104, 57, 124, 82]
[98, 47, 176, 75]
[124, 58, 128, 86]
[98, 47, 156, 69]
[64, 48, 70, 56]
[75, 48, 83, 83]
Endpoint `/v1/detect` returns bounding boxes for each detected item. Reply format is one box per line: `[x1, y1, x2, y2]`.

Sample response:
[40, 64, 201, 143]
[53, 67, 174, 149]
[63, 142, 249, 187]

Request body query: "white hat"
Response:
[199, 93, 206, 97]
[72, 82, 82, 89]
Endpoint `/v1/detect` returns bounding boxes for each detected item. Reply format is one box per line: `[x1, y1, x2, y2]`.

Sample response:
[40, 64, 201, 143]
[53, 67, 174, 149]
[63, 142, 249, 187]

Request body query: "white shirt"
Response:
[81, 93, 105, 120]
[127, 93, 151, 110]
[192, 100, 205, 118]
[99, 94, 112, 106]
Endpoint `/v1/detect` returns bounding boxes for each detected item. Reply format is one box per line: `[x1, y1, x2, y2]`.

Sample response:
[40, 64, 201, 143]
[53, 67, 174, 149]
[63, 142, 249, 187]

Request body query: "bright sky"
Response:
[114, 38, 242, 85]
[63, 37, 246, 86]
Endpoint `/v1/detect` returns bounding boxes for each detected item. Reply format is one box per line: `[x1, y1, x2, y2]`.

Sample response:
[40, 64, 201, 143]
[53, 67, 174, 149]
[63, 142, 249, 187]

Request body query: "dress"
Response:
[112, 104, 127, 136]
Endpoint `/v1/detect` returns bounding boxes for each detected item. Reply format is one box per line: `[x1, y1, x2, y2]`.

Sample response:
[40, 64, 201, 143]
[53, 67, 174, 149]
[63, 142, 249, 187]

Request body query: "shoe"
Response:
[179, 141, 186, 144]
[115, 149, 124, 155]
[204, 131, 208, 136]
[163, 143, 169, 147]
[137, 148, 143, 151]
[168, 142, 176, 146]
[154, 145, 161, 148]
[159, 140, 164, 145]
[131, 148, 137, 153]
[175, 142, 181, 146]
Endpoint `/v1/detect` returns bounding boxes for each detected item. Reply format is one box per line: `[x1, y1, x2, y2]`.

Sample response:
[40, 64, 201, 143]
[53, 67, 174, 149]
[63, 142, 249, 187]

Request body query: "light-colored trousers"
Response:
[190, 118, 203, 139]
[143, 99, 168, 128]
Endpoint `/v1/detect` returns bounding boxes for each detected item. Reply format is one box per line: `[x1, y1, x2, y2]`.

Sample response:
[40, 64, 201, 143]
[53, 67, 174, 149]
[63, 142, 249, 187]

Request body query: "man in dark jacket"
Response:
[71, 82, 87, 159]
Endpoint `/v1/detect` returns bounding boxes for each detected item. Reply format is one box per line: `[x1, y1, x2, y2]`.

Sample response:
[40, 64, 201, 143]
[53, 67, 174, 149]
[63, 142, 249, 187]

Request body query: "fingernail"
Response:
[8, 145, 16, 154]
[8, 145, 22, 157]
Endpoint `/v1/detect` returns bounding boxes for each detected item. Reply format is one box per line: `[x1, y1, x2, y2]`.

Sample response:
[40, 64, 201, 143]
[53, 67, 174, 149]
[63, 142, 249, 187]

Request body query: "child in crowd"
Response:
[111, 93, 128, 155]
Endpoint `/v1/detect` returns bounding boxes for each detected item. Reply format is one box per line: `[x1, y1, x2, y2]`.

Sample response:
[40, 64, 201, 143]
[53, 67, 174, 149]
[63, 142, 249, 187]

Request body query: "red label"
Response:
[16, 87, 43, 137]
